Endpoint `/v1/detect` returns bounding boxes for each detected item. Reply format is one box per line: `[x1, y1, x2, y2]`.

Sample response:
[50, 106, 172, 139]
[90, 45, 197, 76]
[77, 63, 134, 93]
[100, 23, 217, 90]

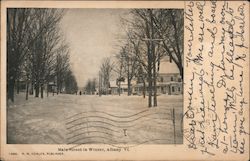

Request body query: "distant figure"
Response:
[79, 91, 82, 95]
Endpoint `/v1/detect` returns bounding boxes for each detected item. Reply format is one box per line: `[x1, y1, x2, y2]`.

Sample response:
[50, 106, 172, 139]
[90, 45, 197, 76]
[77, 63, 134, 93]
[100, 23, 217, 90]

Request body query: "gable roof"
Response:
[159, 56, 179, 74]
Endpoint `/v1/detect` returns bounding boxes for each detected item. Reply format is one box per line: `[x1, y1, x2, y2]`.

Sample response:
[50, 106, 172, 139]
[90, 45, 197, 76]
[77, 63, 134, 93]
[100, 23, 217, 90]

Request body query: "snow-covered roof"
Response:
[159, 56, 179, 74]
[120, 84, 127, 89]
[110, 81, 117, 88]
[109, 81, 128, 89]
[48, 82, 56, 85]
[158, 82, 182, 86]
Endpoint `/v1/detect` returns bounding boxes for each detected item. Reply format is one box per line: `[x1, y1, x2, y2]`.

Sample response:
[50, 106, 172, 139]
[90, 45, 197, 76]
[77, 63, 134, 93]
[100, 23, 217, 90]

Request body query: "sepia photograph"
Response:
[6, 8, 184, 146]
[1, 1, 249, 161]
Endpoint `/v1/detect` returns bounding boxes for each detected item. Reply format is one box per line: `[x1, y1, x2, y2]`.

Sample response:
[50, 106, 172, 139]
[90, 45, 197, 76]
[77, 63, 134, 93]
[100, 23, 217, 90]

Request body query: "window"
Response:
[178, 87, 181, 92]
[171, 76, 174, 81]
[161, 77, 164, 82]
[172, 86, 175, 92]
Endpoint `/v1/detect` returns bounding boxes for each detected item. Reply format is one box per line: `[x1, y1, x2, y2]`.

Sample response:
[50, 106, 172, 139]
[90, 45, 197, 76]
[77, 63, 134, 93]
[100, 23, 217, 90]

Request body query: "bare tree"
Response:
[120, 9, 181, 107]
[55, 43, 70, 94]
[118, 43, 139, 96]
[84, 78, 96, 95]
[64, 70, 78, 94]
[152, 9, 184, 79]
[99, 57, 114, 95]
[113, 53, 125, 96]
[7, 9, 34, 102]
[122, 9, 160, 107]
[7, 8, 64, 101]
[121, 9, 153, 106]
[25, 9, 64, 98]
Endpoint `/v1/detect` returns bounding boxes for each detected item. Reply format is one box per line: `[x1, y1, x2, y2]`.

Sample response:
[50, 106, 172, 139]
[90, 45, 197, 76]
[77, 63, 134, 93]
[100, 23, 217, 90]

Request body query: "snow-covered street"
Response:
[7, 93, 183, 145]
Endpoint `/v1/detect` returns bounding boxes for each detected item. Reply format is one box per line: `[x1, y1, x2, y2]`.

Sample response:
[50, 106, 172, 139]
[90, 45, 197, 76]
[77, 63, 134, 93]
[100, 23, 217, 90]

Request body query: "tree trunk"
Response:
[57, 85, 59, 95]
[30, 82, 34, 95]
[35, 83, 39, 97]
[128, 78, 131, 96]
[127, 59, 131, 96]
[47, 84, 49, 97]
[8, 79, 15, 102]
[143, 79, 146, 99]
[179, 65, 183, 80]
[16, 79, 20, 94]
[25, 81, 29, 100]
[41, 84, 44, 98]
[153, 51, 157, 106]
[56, 76, 59, 95]
[153, 72, 157, 107]
[99, 72, 102, 97]
[118, 81, 121, 96]
[148, 78, 152, 107]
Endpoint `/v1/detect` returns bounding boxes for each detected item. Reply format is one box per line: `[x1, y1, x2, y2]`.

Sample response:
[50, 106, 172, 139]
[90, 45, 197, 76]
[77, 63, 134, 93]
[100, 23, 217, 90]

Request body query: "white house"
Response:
[109, 56, 183, 96]
[156, 56, 183, 95]
[133, 56, 182, 95]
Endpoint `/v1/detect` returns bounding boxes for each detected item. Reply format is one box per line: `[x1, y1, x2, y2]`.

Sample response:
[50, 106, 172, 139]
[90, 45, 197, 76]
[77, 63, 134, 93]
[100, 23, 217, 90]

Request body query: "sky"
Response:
[60, 9, 129, 88]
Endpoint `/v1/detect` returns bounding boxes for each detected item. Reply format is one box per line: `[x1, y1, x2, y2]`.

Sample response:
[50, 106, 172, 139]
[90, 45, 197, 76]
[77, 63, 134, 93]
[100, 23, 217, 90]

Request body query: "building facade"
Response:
[110, 56, 183, 96]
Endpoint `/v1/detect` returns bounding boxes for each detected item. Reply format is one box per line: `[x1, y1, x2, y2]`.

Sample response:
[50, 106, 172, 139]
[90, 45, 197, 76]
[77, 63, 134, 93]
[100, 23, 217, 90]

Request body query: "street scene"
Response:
[7, 93, 183, 145]
[7, 8, 184, 145]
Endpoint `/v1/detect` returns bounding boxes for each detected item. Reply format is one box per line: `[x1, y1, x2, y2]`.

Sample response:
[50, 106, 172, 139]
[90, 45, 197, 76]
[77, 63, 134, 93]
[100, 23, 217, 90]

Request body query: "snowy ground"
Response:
[7, 93, 183, 145]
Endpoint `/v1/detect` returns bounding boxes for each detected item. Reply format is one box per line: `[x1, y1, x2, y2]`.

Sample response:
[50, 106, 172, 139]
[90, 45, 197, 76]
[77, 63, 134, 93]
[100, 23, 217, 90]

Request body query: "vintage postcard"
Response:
[0, 1, 249, 161]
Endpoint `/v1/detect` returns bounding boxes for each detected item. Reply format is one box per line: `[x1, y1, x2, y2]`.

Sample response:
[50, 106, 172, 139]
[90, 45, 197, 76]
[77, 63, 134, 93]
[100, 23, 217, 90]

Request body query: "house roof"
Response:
[159, 56, 180, 74]
[109, 81, 128, 89]
[110, 81, 117, 88]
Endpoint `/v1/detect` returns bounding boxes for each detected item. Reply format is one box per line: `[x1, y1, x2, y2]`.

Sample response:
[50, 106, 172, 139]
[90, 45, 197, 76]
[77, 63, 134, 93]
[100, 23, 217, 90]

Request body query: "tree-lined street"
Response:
[7, 93, 183, 144]
[7, 9, 78, 102]
[7, 8, 184, 144]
